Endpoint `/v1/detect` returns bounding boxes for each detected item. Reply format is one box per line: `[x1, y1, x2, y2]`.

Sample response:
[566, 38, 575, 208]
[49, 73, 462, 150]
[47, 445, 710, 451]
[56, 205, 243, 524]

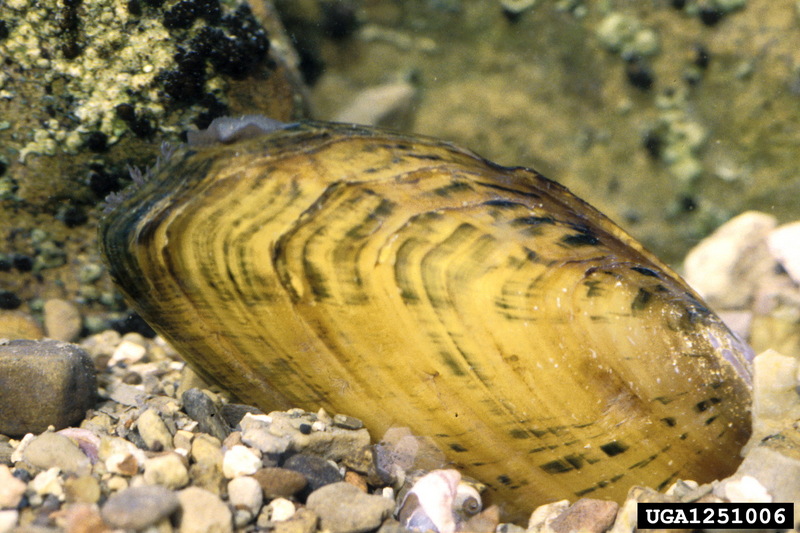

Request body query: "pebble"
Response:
[724, 426, 800, 510]
[333, 81, 417, 130]
[137, 408, 175, 451]
[269, 508, 318, 533]
[332, 414, 364, 430]
[181, 388, 229, 441]
[751, 349, 800, 439]
[683, 210, 777, 309]
[175, 364, 211, 399]
[189, 433, 224, 493]
[297, 427, 372, 463]
[306, 481, 394, 533]
[101, 485, 180, 530]
[0, 339, 96, 436]
[43, 298, 83, 342]
[266, 497, 297, 522]
[0, 440, 13, 466]
[228, 475, 263, 514]
[222, 444, 262, 478]
[719, 474, 772, 502]
[768, 221, 800, 284]
[57, 502, 107, 533]
[80, 329, 121, 359]
[546, 498, 619, 533]
[106, 381, 148, 407]
[64, 475, 101, 504]
[0, 511, 17, 533]
[110, 335, 148, 365]
[0, 310, 44, 340]
[105, 452, 141, 476]
[283, 453, 343, 494]
[30, 467, 64, 498]
[99, 435, 147, 475]
[252, 467, 308, 499]
[23, 431, 91, 476]
[344, 470, 368, 492]
[177, 486, 233, 533]
[221, 403, 264, 428]
[143, 452, 190, 489]
[240, 413, 292, 455]
[0, 465, 26, 507]
[174, 428, 194, 451]
[527, 501, 569, 532]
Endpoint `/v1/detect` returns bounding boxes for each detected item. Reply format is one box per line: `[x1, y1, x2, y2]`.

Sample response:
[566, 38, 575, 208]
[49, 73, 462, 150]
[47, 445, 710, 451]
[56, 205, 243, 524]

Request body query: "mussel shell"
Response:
[100, 121, 752, 519]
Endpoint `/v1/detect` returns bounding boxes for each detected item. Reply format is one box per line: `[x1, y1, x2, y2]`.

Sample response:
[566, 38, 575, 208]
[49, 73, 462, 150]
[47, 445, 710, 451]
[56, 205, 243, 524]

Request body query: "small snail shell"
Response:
[99, 118, 752, 520]
[397, 469, 480, 533]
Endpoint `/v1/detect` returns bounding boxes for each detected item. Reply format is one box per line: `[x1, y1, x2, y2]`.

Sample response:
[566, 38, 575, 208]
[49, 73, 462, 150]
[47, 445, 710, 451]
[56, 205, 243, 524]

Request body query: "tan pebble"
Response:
[144, 453, 189, 489]
[341, 445, 373, 474]
[177, 486, 232, 533]
[43, 298, 82, 342]
[191, 434, 223, 465]
[137, 408, 175, 451]
[24, 431, 91, 476]
[173, 429, 194, 451]
[344, 470, 368, 492]
[80, 329, 122, 359]
[106, 476, 129, 492]
[0, 310, 43, 340]
[222, 431, 243, 448]
[546, 498, 619, 533]
[0, 465, 27, 507]
[175, 364, 211, 399]
[58, 502, 109, 533]
[752, 349, 800, 440]
[65, 475, 101, 504]
[189, 434, 224, 494]
[227, 476, 263, 514]
[269, 507, 317, 533]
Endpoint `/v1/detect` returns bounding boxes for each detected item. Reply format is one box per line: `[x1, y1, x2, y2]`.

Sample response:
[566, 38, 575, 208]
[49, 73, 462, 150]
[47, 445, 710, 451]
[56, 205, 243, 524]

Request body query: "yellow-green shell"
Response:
[100, 121, 752, 519]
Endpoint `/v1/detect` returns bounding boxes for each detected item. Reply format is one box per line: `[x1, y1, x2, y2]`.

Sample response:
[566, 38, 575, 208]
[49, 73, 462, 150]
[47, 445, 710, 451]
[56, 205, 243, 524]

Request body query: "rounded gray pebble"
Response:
[23, 432, 91, 475]
[306, 481, 394, 533]
[101, 485, 180, 530]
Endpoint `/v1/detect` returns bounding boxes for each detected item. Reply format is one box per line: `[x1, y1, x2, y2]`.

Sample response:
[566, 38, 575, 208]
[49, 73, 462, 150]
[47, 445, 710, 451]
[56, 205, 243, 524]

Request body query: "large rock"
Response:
[0, 339, 96, 436]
